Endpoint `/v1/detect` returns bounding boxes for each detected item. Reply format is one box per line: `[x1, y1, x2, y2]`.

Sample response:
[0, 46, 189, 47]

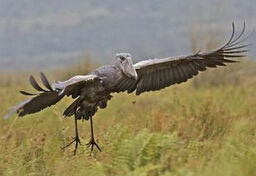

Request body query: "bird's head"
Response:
[116, 53, 138, 80]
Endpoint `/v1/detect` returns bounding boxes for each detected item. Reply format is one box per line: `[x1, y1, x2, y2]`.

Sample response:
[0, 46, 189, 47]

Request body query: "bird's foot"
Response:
[62, 135, 81, 155]
[86, 138, 101, 152]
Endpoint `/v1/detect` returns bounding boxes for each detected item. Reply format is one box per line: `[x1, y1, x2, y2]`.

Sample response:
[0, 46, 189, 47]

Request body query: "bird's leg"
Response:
[62, 114, 81, 155]
[86, 115, 101, 152]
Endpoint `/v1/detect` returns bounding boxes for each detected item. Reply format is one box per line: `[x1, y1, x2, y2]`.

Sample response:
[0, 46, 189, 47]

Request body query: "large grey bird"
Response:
[5, 23, 249, 154]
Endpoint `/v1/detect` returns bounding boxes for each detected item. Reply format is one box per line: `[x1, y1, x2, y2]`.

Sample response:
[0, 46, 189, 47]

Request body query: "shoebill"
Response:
[4, 23, 249, 155]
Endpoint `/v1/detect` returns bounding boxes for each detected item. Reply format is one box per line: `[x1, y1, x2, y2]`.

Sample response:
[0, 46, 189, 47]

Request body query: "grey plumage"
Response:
[4, 23, 249, 154]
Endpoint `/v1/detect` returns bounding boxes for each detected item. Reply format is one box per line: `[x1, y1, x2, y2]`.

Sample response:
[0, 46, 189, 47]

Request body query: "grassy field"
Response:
[0, 60, 256, 176]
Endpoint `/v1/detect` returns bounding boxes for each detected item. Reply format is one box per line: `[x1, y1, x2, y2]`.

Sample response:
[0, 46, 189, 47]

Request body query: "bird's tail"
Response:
[4, 73, 64, 119]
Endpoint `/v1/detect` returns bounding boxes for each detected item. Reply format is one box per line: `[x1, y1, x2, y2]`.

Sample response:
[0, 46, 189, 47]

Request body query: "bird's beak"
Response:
[132, 71, 138, 80]
[126, 64, 138, 80]
[122, 57, 138, 80]
[124, 66, 138, 80]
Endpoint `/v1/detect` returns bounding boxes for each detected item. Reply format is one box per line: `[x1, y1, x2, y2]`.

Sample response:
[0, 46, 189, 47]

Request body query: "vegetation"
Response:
[0, 60, 256, 176]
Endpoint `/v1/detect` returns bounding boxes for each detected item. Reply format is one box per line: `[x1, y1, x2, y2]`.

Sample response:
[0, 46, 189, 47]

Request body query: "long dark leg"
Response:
[62, 114, 81, 155]
[86, 115, 101, 152]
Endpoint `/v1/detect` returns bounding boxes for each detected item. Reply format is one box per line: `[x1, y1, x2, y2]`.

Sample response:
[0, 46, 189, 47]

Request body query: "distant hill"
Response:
[0, 0, 255, 70]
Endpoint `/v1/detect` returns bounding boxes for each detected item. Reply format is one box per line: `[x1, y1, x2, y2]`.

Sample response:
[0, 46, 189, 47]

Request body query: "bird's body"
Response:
[93, 64, 124, 90]
[5, 23, 249, 154]
[60, 62, 130, 120]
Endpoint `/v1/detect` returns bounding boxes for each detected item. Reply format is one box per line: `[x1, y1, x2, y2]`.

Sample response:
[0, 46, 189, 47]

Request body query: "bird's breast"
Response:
[79, 81, 109, 103]
[93, 65, 124, 91]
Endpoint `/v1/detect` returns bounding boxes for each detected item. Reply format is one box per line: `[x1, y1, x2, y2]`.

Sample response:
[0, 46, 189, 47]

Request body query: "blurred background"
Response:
[0, 0, 255, 71]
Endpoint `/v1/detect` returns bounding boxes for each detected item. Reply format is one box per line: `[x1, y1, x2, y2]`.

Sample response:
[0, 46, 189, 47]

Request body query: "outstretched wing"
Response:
[53, 74, 100, 98]
[4, 73, 100, 118]
[115, 23, 249, 95]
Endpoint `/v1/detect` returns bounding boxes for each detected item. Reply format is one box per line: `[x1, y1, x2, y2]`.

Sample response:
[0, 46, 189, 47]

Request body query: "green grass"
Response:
[0, 62, 256, 176]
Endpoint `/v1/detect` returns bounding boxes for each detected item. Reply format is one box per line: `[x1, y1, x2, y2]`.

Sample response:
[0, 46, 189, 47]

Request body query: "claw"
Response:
[86, 138, 101, 152]
[62, 135, 81, 155]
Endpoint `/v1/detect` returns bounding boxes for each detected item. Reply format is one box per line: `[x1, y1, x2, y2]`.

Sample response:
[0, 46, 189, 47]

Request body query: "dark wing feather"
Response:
[114, 76, 136, 93]
[4, 74, 99, 119]
[4, 90, 64, 119]
[29, 75, 47, 92]
[131, 23, 249, 95]
[40, 72, 53, 91]
[17, 91, 64, 116]
[20, 91, 37, 96]
[63, 98, 81, 117]
[4, 73, 64, 118]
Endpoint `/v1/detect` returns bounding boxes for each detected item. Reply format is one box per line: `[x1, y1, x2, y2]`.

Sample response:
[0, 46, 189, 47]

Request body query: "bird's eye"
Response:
[120, 56, 125, 61]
